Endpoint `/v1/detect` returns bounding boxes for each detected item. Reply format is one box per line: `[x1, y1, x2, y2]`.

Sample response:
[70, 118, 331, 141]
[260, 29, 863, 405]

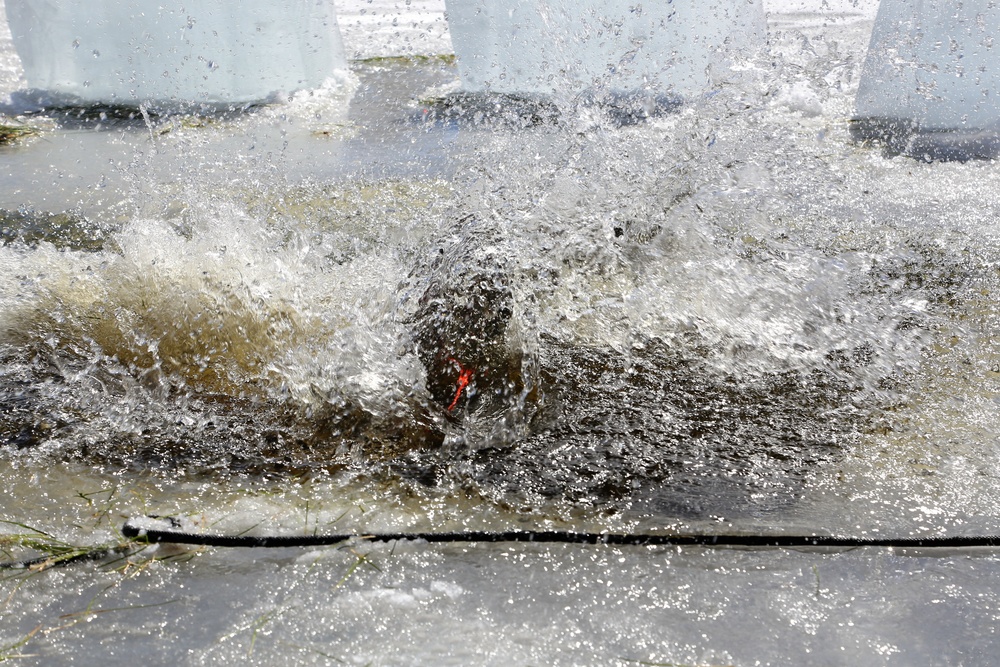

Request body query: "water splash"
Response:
[0, 32, 996, 522]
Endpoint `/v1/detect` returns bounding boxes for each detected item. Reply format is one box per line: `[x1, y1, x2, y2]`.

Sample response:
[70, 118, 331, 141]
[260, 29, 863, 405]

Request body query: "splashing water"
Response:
[0, 63, 989, 516]
[3, 2, 1000, 665]
[0, 16, 994, 513]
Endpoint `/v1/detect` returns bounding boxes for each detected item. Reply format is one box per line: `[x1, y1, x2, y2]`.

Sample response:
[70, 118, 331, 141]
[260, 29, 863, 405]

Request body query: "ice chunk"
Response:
[443, 0, 766, 100]
[852, 0, 1000, 160]
[5, 0, 348, 107]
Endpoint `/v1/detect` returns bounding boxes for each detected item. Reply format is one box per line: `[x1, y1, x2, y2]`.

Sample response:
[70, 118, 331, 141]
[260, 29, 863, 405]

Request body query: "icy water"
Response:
[3, 2, 1000, 665]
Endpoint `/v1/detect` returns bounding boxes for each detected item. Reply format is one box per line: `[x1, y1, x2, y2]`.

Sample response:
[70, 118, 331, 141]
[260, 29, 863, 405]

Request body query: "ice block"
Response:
[443, 0, 765, 100]
[853, 0, 1000, 159]
[6, 0, 348, 107]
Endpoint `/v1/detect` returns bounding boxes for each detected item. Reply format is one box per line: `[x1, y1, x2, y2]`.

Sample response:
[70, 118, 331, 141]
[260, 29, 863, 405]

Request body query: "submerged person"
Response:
[409, 243, 520, 416]
[390, 214, 863, 515]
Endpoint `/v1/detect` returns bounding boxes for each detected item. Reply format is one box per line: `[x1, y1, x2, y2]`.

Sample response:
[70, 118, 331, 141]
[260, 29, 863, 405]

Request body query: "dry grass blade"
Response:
[0, 521, 130, 572]
[0, 625, 42, 662]
[0, 125, 38, 145]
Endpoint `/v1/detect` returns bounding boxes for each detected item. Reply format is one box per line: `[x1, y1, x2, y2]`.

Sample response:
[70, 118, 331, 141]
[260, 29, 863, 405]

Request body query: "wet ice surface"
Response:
[3, 1, 1000, 665]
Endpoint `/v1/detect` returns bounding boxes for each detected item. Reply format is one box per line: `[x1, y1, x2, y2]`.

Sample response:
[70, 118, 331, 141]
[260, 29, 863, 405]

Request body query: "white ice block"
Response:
[853, 0, 1000, 159]
[6, 0, 348, 107]
[443, 0, 766, 100]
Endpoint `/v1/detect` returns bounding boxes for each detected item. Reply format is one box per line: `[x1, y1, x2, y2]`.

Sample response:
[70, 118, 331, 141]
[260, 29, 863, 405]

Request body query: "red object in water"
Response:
[447, 358, 475, 412]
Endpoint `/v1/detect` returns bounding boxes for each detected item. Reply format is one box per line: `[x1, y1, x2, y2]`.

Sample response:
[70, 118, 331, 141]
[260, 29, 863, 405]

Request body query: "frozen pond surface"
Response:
[2, 1, 1000, 665]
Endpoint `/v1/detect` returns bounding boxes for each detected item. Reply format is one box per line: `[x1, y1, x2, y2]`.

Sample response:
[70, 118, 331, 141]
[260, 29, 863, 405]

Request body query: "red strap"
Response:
[446, 359, 475, 412]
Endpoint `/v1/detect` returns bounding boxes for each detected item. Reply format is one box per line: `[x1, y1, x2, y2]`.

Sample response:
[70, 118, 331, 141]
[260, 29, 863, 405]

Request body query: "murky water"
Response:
[2, 2, 1000, 665]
